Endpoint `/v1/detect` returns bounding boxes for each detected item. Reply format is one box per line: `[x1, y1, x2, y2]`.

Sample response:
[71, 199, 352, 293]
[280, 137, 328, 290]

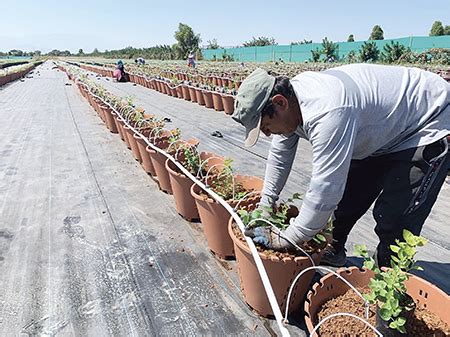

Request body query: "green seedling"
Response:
[354, 230, 427, 334]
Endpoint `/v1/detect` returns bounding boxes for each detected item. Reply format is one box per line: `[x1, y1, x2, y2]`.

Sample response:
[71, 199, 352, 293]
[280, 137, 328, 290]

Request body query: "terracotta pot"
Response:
[181, 85, 191, 101]
[96, 103, 106, 121]
[103, 106, 118, 133]
[202, 90, 214, 108]
[142, 146, 157, 176]
[221, 94, 235, 115]
[188, 86, 198, 103]
[115, 117, 126, 141]
[304, 267, 450, 336]
[170, 86, 178, 97]
[191, 175, 263, 259]
[175, 86, 183, 98]
[122, 125, 133, 150]
[148, 147, 172, 194]
[222, 78, 229, 88]
[230, 218, 324, 317]
[212, 92, 224, 111]
[133, 134, 156, 176]
[131, 133, 144, 163]
[165, 151, 223, 221]
[149, 79, 156, 90]
[155, 80, 162, 92]
[161, 82, 168, 95]
[166, 159, 199, 221]
[195, 88, 205, 105]
[145, 132, 183, 193]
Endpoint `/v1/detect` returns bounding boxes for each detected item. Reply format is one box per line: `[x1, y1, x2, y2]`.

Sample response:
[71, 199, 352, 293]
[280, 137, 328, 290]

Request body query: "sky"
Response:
[1, 0, 450, 53]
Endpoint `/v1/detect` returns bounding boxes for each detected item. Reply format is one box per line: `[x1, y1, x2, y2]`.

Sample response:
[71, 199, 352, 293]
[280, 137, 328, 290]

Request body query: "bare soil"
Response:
[316, 288, 450, 336]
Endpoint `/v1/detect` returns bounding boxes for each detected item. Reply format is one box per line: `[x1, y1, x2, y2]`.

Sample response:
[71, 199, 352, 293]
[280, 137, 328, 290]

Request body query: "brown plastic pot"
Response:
[212, 92, 224, 111]
[176, 86, 183, 98]
[188, 86, 198, 103]
[122, 125, 133, 150]
[146, 134, 195, 194]
[229, 218, 324, 318]
[304, 267, 450, 336]
[102, 106, 118, 133]
[181, 85, 191, 101]
[221, 94, 235, 115]
[131, 133, 144, 163]
[203, 90, 214, 108]
[148, 148, 172, 194]
[165, 152, 224, 221]
[169, 86, 178, 97]
[115, 117, 126, 142]
[191, 175, 263, 259]
[195, 88, 205, 105]
[134, 134, 156, 176]
[166, 159, 199, 221]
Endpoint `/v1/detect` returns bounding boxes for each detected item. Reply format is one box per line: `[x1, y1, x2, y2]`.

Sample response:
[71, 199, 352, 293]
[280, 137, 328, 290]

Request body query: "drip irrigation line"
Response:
[76, 81, 290, 337]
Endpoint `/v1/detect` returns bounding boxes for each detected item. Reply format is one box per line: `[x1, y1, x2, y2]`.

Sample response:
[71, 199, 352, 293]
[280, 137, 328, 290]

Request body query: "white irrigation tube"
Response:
[284, 266, 370, 322]
[173, 143, 204, 178]
[77, 79, 291, 337]
[233, 190, 260, 210]
[196, 156, 224, 179]
[310, 313, 382, 337]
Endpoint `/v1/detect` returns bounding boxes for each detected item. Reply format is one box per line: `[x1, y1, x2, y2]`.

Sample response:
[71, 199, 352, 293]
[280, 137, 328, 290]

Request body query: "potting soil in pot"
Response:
[316, 288, 450, 336]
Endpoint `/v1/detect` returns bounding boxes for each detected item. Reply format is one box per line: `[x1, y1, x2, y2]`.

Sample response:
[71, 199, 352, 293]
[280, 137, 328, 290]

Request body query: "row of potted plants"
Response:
[0, 62, 42, 87]
[60, 62, 329, 321]
[77, 62, 238, 115]
[59, 62, 449, 336]
[73, 58, 450, 85]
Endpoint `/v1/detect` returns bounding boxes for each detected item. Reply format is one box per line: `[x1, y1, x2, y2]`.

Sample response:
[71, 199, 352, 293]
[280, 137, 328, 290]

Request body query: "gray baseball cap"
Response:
[232, 68, 275, 147]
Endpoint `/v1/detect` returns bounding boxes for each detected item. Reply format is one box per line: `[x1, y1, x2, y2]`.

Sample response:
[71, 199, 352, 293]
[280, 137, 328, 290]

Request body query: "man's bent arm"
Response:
[261, 133, 300, 206]
[285, 107, 358, 241]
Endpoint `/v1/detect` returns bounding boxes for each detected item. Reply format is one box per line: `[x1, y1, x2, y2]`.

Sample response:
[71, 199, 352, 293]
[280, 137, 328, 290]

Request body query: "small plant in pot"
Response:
[355, 229, 427, 335]
[228, 194, 331, 317]
[238, 193, 331, 254]
[190, 159, 263, 259]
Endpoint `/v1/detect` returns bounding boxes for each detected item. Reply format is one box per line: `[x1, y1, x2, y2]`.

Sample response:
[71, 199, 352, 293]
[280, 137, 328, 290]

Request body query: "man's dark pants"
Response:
[332, 136, 450, 267]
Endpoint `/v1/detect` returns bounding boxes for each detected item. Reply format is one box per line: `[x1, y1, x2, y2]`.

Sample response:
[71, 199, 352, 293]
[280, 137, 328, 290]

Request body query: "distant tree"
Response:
[359, 41, 380, 62]
[322, 37, 339, 61]
[78, 48, 84, 55]
[243, 36, 277, 47]
[444, 25, 450, 35]
[92, 48, 100, 55]
[8, 49, 24, 56]
[345, 50, 358, 63]
[60, 50, 71, 56]
[291, 39, 312, 45]
[347, 34, 355, 42]
[33, 50, 41, 56]
[430, 21, 445, 36]
[47, 49, 62, 56]
[369, 25, 384, 40]
[206, 39, 220, 49]
[174, 23, 201, 59]
[381, 41, 410, 63]
[310, 48, 321, 62]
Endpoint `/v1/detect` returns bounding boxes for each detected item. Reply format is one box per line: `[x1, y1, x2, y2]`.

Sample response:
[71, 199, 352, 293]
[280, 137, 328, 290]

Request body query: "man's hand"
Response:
[244, 226, 298, 251]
